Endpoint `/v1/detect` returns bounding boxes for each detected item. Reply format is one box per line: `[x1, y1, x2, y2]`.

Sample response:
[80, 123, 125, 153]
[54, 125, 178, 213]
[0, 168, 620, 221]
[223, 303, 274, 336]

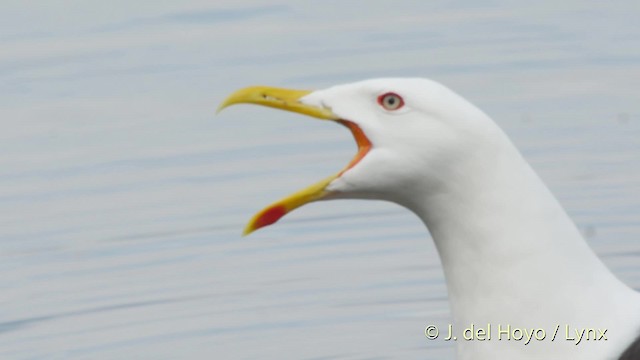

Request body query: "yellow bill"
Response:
[218, 86, 343, 235]
[217, 86, 337, 120]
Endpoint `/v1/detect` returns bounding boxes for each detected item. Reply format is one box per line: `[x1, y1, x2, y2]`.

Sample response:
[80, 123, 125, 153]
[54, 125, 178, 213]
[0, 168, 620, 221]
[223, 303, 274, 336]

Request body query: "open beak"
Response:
[218, 86, 371, 235]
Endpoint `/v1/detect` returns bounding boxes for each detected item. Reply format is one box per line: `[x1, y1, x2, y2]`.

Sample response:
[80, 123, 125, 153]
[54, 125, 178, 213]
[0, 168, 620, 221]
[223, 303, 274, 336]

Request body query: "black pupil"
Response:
[386, 96, 396, 105]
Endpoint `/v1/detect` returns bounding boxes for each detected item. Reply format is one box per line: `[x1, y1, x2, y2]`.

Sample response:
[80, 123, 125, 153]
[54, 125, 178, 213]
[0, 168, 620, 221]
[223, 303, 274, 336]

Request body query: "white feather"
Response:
[302, 78, 640, 360]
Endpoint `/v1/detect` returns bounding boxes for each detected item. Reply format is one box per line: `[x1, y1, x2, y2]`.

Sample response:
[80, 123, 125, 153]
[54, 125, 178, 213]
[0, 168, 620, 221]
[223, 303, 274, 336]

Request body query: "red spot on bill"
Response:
[253, 205, 287, 231]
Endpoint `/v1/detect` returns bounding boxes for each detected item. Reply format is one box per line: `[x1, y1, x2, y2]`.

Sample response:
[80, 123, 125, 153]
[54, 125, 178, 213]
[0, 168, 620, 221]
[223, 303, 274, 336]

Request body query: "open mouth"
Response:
[336, 120, 372, 177]
[218, 86, 372, 235]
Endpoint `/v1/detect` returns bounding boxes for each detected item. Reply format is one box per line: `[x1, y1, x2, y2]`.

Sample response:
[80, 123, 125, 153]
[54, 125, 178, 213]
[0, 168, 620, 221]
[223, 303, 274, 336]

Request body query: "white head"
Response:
[219, 78, 505, 234]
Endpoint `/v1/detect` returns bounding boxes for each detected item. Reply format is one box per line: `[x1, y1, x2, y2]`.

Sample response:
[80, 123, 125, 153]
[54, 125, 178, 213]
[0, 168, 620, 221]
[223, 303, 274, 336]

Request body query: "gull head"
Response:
[218, 78, 500, 234]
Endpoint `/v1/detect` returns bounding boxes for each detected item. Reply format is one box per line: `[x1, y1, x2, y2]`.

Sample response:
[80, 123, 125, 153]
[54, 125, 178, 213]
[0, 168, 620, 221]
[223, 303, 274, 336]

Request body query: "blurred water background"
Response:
[1, 1, 639, 359]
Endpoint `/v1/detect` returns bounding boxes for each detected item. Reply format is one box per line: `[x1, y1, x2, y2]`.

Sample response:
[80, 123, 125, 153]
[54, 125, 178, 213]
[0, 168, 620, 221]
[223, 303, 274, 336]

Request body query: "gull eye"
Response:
[377, 92, 404, 111]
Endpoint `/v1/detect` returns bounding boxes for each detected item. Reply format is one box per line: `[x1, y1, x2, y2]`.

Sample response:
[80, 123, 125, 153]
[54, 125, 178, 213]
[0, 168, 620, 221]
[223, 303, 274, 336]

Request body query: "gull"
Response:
[218, 78, 640, 360]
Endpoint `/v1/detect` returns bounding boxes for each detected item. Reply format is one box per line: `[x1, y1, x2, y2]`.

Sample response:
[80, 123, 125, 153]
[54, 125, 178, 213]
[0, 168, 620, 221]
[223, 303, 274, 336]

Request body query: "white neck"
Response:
[400, 126, 639, 359]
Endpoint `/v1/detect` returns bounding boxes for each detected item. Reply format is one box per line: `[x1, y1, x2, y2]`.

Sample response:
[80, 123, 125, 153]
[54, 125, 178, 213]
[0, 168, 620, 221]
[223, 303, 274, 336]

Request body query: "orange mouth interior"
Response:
[337, 120, 372, 176]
